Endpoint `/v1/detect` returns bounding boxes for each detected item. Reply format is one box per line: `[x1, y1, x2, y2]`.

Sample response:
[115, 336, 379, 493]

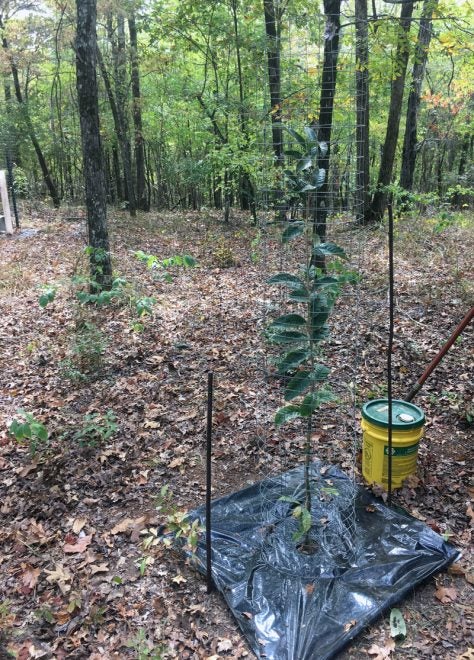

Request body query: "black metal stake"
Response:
[387, 204, 395, 506]
[206, 371, 214, 593]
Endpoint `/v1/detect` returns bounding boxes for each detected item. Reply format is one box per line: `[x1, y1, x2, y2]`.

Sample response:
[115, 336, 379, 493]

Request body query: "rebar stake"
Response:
[206, 371, 214, 594]
[387, 204, 395, 506]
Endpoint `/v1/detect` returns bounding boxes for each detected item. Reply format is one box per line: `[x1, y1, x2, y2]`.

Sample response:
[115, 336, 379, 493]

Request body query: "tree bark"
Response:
[399, 0, 438, 191]
[312, 0, 342, 269]
[75, 0, 112, 290]
[263, 0, 283, 167]
[367, 1, 414, 223]
[1, 18, 60, 208]
[355, 0, 370, 224]
[128, 11, 149, 211]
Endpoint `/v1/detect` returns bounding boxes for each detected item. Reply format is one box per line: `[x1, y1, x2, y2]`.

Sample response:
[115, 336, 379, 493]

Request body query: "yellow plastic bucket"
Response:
[361, 399, 425, 489]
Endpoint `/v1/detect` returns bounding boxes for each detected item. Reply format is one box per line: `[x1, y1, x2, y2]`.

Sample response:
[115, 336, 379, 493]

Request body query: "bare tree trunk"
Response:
[263, 0, 283, 169]
[312, 0, 342, 269]
[355, 0, 370, 224]
[399, 0, 438, 191]
[367, 2, 414, 223]
[128, 11, 149, 211]
[75, 0, 112, 290]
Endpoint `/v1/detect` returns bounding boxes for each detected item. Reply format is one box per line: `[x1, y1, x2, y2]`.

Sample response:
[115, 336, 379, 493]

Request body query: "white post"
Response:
[0, 170, 14, 234]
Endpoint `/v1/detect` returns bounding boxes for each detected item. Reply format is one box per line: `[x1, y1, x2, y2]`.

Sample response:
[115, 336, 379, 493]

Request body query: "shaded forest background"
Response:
[0, 0, 473, 222]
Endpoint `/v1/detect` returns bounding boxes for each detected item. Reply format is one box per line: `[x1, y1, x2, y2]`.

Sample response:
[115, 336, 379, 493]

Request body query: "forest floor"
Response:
[0, 203, 473, 660]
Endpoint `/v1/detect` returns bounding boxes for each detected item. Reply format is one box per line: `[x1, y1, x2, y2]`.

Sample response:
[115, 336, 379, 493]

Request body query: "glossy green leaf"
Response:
[284, 149, 304, 159]
[310, 296, 330, 328]
[304, 126, 317, 144]
[277, 348, 310, 374]
[311, 364, 330, 382]
[275, 405, 302, 426]
[284, 370, 312, 401]
[282, 125, 306, 148]
[297, 155, 313, 172]
[313, 242, 347, 259]
[289, 288, 310, 302]
[270, 314, 307, 328]
[312, 168, 326, 189]
[300, 388, 336, 416]
[282, 222, 305, 243]
[183, 254, 196, 267]
[268, 330, 308, 344]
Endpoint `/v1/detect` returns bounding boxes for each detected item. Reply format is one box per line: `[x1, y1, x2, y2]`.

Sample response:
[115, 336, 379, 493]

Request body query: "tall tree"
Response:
[312, 0, 342, 268]
[0, 8, 60, 208]
[128, 10, 149, 211]
[263, 0, 283, 167]
[75, 0, 112, 290]
[355, 0, 370, 223]
[399, 0, 438, 191]
[367, 1, 414, 223]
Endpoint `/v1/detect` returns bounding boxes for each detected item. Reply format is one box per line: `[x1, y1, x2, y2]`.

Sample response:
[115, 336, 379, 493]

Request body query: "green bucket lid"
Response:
[361, 399, 425, 430]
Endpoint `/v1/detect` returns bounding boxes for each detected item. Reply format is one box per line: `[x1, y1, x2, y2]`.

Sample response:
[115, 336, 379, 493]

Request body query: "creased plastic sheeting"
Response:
[184, 462, 459, 660]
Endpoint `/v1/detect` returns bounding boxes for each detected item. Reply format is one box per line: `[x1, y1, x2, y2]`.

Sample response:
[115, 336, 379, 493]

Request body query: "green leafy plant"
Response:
[268, 125, 350, 547]
[8, 410, 49, 456]
[38, 285, 57, 308]
[144, 485, 203, 553]
[126, 628, 168, 659]
[134, 250, 196, 282]
[70, 410, 118, 447]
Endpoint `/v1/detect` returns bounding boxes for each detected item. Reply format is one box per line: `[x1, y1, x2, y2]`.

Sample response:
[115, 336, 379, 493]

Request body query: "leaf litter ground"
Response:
[0, 206, 473, 659]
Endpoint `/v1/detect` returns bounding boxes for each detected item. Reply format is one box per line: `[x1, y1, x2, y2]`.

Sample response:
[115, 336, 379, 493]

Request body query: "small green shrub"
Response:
[70, 410, 118, 447]
[8, 410, 49, 456]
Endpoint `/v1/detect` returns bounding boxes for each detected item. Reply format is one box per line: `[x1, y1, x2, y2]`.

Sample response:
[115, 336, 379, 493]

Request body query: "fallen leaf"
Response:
[306, 583, 315, 595]
[64, 534, 92, 554]
[171, 573, 186, 584]
[457, 649, 474, 660]
[217, 638, 233, 652]
[367, 640, 395, 659]
[111, 516, 145, 535]
[466, 504, 474, 525]
[343, 619, 356, 632]
[45, 564, 72, 594]
[72, 517, 88, 534]
[89, 563, 109, 575]
[435, 586, 457, 603]
[168, 456, 185, 469]
[20, 567, 41, 590]
[242, 612, 253, 619]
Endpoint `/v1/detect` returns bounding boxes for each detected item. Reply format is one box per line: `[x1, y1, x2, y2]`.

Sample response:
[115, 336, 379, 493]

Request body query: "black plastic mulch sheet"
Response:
[183, 462, 459, 660]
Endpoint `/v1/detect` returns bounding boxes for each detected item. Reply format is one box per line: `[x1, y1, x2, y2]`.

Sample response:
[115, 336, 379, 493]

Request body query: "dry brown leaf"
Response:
[367, 640, 395, 659]
[21, 567, 41, 590]
[171, 573, 186, 584]
[45, 565, 72, 594]
[64, 534, 92, 554]
[343, 619, 357, 632]
[466, 504, 474, 525]
[457, 650, 474, 660]
[168, 456, 185, 469]
[217, 638, 233, 652]
[111, 516, 145, 535]
[72, 517, 88, 534]
[434, 585, 458, 603]
[89, 563, 109, 575]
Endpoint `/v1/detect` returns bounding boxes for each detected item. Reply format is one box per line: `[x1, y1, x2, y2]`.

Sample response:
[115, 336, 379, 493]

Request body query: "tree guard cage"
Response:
[172, 6, 459, 658]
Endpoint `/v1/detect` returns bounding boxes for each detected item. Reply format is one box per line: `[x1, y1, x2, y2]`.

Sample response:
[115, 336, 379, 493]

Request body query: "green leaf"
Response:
[284, 149, 304, 159]
[310, 297, 330, 329]
[300, 388, 336, 416]
[390, 608, 407, 641]
[269, 314, 307, 328]
[304, 126, 317, 143]
[31, 423, 48, 442]
[297, 155, 313, 172]
[313, 242, 347, 259]
[282, 125, 306, 148]
[300, 506, 312, 533]
[319, 141, 328, 158]
[311, 364, 330, 382]
[282, 222, 305, 243]
[311, 325, 330, 341]
[299, 183, 316, 192]
[288, 288, 310, 302]
[267, 273, 305, 289]
[268, 330, 308, 344]
[312, 168, 326, 189]
[284, 370, 312, 401]
[278, 495, 301, 504]
[277, 348, 310, 374]
[275, 405, 302, 426]
[313, 276, 338, 288]
[183, 254, 196, 267]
